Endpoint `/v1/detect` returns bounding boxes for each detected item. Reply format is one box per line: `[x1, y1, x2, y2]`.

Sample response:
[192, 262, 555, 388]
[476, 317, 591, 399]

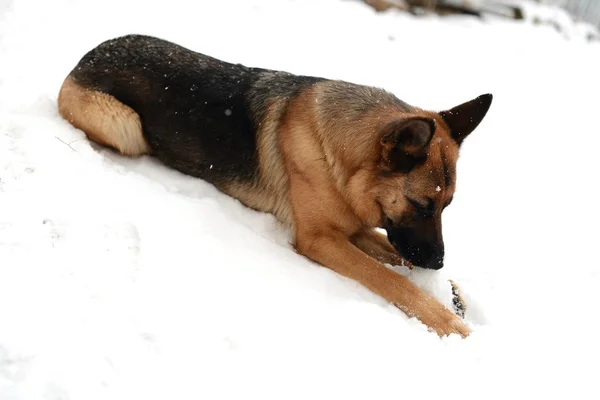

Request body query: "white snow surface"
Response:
[1, 0, 600, 399]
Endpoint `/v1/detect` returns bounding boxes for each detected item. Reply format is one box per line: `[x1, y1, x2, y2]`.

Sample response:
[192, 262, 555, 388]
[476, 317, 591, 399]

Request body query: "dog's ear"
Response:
[380, 117, 436, 173]
[440, 94, 493, 145]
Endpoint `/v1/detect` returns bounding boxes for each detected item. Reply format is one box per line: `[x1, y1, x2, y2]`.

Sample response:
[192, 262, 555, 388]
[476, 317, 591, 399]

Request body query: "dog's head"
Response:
[367, 94, 492, 269]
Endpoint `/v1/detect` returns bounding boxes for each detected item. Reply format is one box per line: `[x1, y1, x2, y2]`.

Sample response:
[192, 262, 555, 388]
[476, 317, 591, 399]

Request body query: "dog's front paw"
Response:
[419, 300, 471, 338]
[386, 253, 414, 270]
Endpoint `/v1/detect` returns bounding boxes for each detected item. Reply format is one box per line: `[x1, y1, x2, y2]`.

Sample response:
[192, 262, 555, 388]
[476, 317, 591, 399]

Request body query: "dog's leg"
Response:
[353, 230, 468, 318]
[296, 228, 469, 337]
[58, 76, 150, 157]
[351, 229, 414, 269]
[288, 181, 469, 337]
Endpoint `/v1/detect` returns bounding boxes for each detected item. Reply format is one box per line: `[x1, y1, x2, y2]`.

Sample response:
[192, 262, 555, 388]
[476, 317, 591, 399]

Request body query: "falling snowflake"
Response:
[436, 186, 441, 192]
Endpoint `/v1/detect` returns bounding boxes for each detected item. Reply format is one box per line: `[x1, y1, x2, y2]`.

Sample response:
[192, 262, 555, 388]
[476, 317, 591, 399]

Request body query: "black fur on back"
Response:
[69, 34, 323, 186]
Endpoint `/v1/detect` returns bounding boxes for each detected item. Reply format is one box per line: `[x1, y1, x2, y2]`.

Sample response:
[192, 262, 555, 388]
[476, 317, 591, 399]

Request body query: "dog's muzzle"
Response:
[384, 217, 444, 270]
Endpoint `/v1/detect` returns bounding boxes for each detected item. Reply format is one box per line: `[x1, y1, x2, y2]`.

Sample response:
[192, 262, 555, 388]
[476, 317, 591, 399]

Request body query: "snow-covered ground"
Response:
[1, 0, 599, 399]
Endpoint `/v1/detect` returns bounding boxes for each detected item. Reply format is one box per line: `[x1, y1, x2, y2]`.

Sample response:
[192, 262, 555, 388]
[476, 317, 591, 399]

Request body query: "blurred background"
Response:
[361, 0, 599, 40]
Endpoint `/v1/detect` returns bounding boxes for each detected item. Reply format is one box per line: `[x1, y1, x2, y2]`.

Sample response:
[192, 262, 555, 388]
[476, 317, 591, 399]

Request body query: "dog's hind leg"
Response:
[57, 76, 150, 157]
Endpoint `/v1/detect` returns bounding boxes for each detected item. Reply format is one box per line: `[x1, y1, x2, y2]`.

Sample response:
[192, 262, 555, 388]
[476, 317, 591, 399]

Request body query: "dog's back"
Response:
[59, 35, 320, 193]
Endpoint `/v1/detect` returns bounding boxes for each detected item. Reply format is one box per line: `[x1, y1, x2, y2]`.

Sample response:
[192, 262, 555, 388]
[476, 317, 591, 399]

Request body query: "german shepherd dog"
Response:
[58, 35, 492, 338]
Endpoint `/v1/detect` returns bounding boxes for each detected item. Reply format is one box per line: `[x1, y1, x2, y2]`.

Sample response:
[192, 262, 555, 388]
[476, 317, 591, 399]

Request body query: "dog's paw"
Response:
[419, 300, 471, 338]
[385, 253, 414, 270]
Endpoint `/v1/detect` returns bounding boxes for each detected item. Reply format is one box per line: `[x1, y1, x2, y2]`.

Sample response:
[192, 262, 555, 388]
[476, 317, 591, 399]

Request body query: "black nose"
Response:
[422, 253, 444, 270]
[385, 224, 445, 270]
[388, 240, 444, 270]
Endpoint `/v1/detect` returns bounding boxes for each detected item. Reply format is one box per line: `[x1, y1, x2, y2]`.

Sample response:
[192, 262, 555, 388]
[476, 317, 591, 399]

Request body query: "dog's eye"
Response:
[408, 198, 435, 217]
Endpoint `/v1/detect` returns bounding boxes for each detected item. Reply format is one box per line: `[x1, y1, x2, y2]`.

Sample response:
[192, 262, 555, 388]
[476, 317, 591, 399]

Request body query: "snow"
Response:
[1, 0, 600, 399]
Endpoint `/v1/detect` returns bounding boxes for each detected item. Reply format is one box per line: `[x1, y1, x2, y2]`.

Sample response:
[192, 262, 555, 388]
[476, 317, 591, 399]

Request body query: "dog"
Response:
[58, 34, 492, 338]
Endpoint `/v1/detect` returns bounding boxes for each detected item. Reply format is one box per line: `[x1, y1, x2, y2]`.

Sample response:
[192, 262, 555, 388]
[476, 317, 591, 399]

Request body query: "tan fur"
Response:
[222, 98, 293, 228]
[279, 83, 470, 338]
[351, 229, 414, 269]
[58, 77, 150, 156]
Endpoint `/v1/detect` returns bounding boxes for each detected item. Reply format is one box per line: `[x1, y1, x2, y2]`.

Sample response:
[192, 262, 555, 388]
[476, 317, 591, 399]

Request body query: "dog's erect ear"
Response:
[439, 94, 493, 145]
[380, 117, 436, 173]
